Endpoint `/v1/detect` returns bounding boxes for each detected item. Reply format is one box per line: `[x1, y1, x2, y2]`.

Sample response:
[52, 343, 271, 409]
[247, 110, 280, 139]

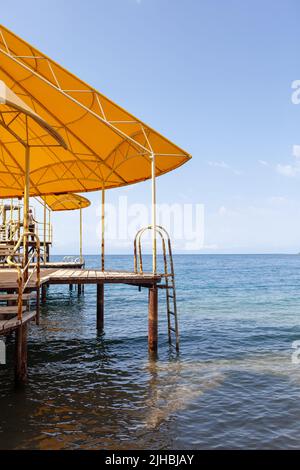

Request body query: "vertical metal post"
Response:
[48, 208, 51, 243]
[101, 188, 105, 271]
[23, 146, 30, 277]
[151, 153, 157, 274]
[80, 207, 83, 262]
[10, 198, 13, 235]
[43, 200, 46, 265]
[18, 203, 21, 239]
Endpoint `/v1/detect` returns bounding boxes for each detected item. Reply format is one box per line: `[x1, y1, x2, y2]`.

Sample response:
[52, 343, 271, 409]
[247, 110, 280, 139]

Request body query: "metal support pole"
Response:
[48, 209, 51, 243]
[101, 188, 105, 271]
[151, 153, 157, 274]
[23, 146, 30, 278]
[10, 198, 13, 229]
[43, 200, 46, 265]
[18, 204, 21, 239]
[80, 207, 83, 263]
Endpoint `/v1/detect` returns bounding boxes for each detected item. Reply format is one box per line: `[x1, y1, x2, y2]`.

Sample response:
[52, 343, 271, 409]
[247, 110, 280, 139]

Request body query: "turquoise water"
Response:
[1, 254, 300, 449]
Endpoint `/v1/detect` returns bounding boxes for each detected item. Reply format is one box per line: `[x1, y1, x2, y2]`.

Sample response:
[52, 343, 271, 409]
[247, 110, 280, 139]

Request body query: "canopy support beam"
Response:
[43, 200, 46, 265]
[151, 153, 157, 274]
[80, 207, 83, 263]
[23, 145, 30, 277]
[101, 188, 105, 272]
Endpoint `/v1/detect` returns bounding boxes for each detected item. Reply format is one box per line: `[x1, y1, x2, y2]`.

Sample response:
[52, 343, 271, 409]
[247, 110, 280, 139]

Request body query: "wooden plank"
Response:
[0, 293, 34, 301]
[71, 270, 81, 278]
[0, 311, 36, 333]
[0, 306, 27, 315]
[48, 269, 69, 279]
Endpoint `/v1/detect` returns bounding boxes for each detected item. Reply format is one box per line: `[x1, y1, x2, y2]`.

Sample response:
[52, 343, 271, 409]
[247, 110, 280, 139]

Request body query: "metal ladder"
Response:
[134, 225, 179, 351]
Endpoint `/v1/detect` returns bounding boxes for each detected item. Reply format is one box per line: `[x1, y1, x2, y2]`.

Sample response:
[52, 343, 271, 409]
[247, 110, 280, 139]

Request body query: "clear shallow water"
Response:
[1, 254, 300, 449]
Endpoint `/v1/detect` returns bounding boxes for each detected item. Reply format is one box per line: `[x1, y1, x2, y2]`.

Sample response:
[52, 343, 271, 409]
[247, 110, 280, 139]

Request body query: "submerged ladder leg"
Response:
[166, 240, 179, 351]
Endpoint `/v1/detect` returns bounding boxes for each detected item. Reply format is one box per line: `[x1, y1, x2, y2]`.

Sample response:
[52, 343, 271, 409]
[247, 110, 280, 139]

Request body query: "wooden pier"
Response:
[0, 268, 161, 384]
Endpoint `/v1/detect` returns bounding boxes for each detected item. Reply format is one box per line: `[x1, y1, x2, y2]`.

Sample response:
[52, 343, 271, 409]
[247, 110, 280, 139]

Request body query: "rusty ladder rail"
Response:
[134, 225, 179, 351]
[6, 231, 41, 324]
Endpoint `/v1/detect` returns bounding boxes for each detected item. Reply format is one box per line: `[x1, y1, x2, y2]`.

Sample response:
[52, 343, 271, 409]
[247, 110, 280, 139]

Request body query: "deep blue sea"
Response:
[1, 254, 300, 449]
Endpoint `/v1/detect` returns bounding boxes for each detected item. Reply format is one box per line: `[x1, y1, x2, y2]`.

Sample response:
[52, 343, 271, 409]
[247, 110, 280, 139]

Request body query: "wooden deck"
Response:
[0, 268, 161, 289]
[0, 268, 161, 336]
[0, 261, 85, 270]
[0, 267, 161, 382]
[0, 311, 36, 334]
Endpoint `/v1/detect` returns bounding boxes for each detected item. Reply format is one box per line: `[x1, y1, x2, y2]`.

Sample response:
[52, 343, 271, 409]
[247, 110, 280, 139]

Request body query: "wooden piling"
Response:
[41, 284, 47, 304]
[148, 284, 158, 356]
[78, 284, 82, 296]
[36, 287, 40, 326]
[15, 324, 28, 385]
[69, 284, 73, 291]
[96, 283, 104, 332]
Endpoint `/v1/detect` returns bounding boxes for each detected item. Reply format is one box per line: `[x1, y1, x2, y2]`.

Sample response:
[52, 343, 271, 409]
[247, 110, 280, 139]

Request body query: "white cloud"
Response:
[292, 145, 300, 159]
[267, 196, 288, 205]
[218, 206, 239, 217]
[208, 161, 242, 175]
[258, 160, 269, 166]
[208, 160, 229, 169]
[275, 145, 300, 177]
[276, 163, 300, 177]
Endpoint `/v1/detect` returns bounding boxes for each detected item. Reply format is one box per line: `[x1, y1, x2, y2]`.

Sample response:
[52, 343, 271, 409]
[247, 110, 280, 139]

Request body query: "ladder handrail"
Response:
[134, 225, 179, 351]
[6, 232, 41, 321]
[134, 225, 171, 274]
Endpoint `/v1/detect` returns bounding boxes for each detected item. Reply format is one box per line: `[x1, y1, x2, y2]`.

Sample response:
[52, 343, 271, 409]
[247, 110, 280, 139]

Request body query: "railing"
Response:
[134, 225, 173, 274]
[63, 255, 82, 263]
[7, 232, 41, 322]
[34, 221, 52, 244]
[0, 220, 20, 242]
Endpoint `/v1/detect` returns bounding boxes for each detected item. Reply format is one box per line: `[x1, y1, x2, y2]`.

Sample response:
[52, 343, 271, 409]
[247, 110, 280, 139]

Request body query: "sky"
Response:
[1, 0, 300, 254]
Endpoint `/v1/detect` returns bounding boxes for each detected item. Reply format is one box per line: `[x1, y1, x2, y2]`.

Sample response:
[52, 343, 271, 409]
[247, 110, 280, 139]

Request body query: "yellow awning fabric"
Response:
[0, 80, 67, 197]
[0, 25, 191, 198]
[42, 193, 90, 212]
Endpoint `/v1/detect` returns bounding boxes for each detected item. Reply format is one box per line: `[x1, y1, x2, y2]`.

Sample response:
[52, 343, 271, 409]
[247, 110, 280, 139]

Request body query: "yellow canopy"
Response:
[42, 193, 90, 212]
[0, 25, 191, 197]
[0, 80, 67, 197]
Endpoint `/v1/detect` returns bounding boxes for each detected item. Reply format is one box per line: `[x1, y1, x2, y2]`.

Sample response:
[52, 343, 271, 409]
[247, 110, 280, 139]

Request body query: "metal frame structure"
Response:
[0, 26, 191, 273]
[0, 83, 66, 285]
[40, 193, 90, 264]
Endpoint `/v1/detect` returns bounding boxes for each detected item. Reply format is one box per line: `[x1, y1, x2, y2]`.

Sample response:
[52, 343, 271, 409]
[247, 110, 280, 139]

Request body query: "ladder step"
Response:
[168, 310, 175, 316]
[169, 326, 177, 333]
